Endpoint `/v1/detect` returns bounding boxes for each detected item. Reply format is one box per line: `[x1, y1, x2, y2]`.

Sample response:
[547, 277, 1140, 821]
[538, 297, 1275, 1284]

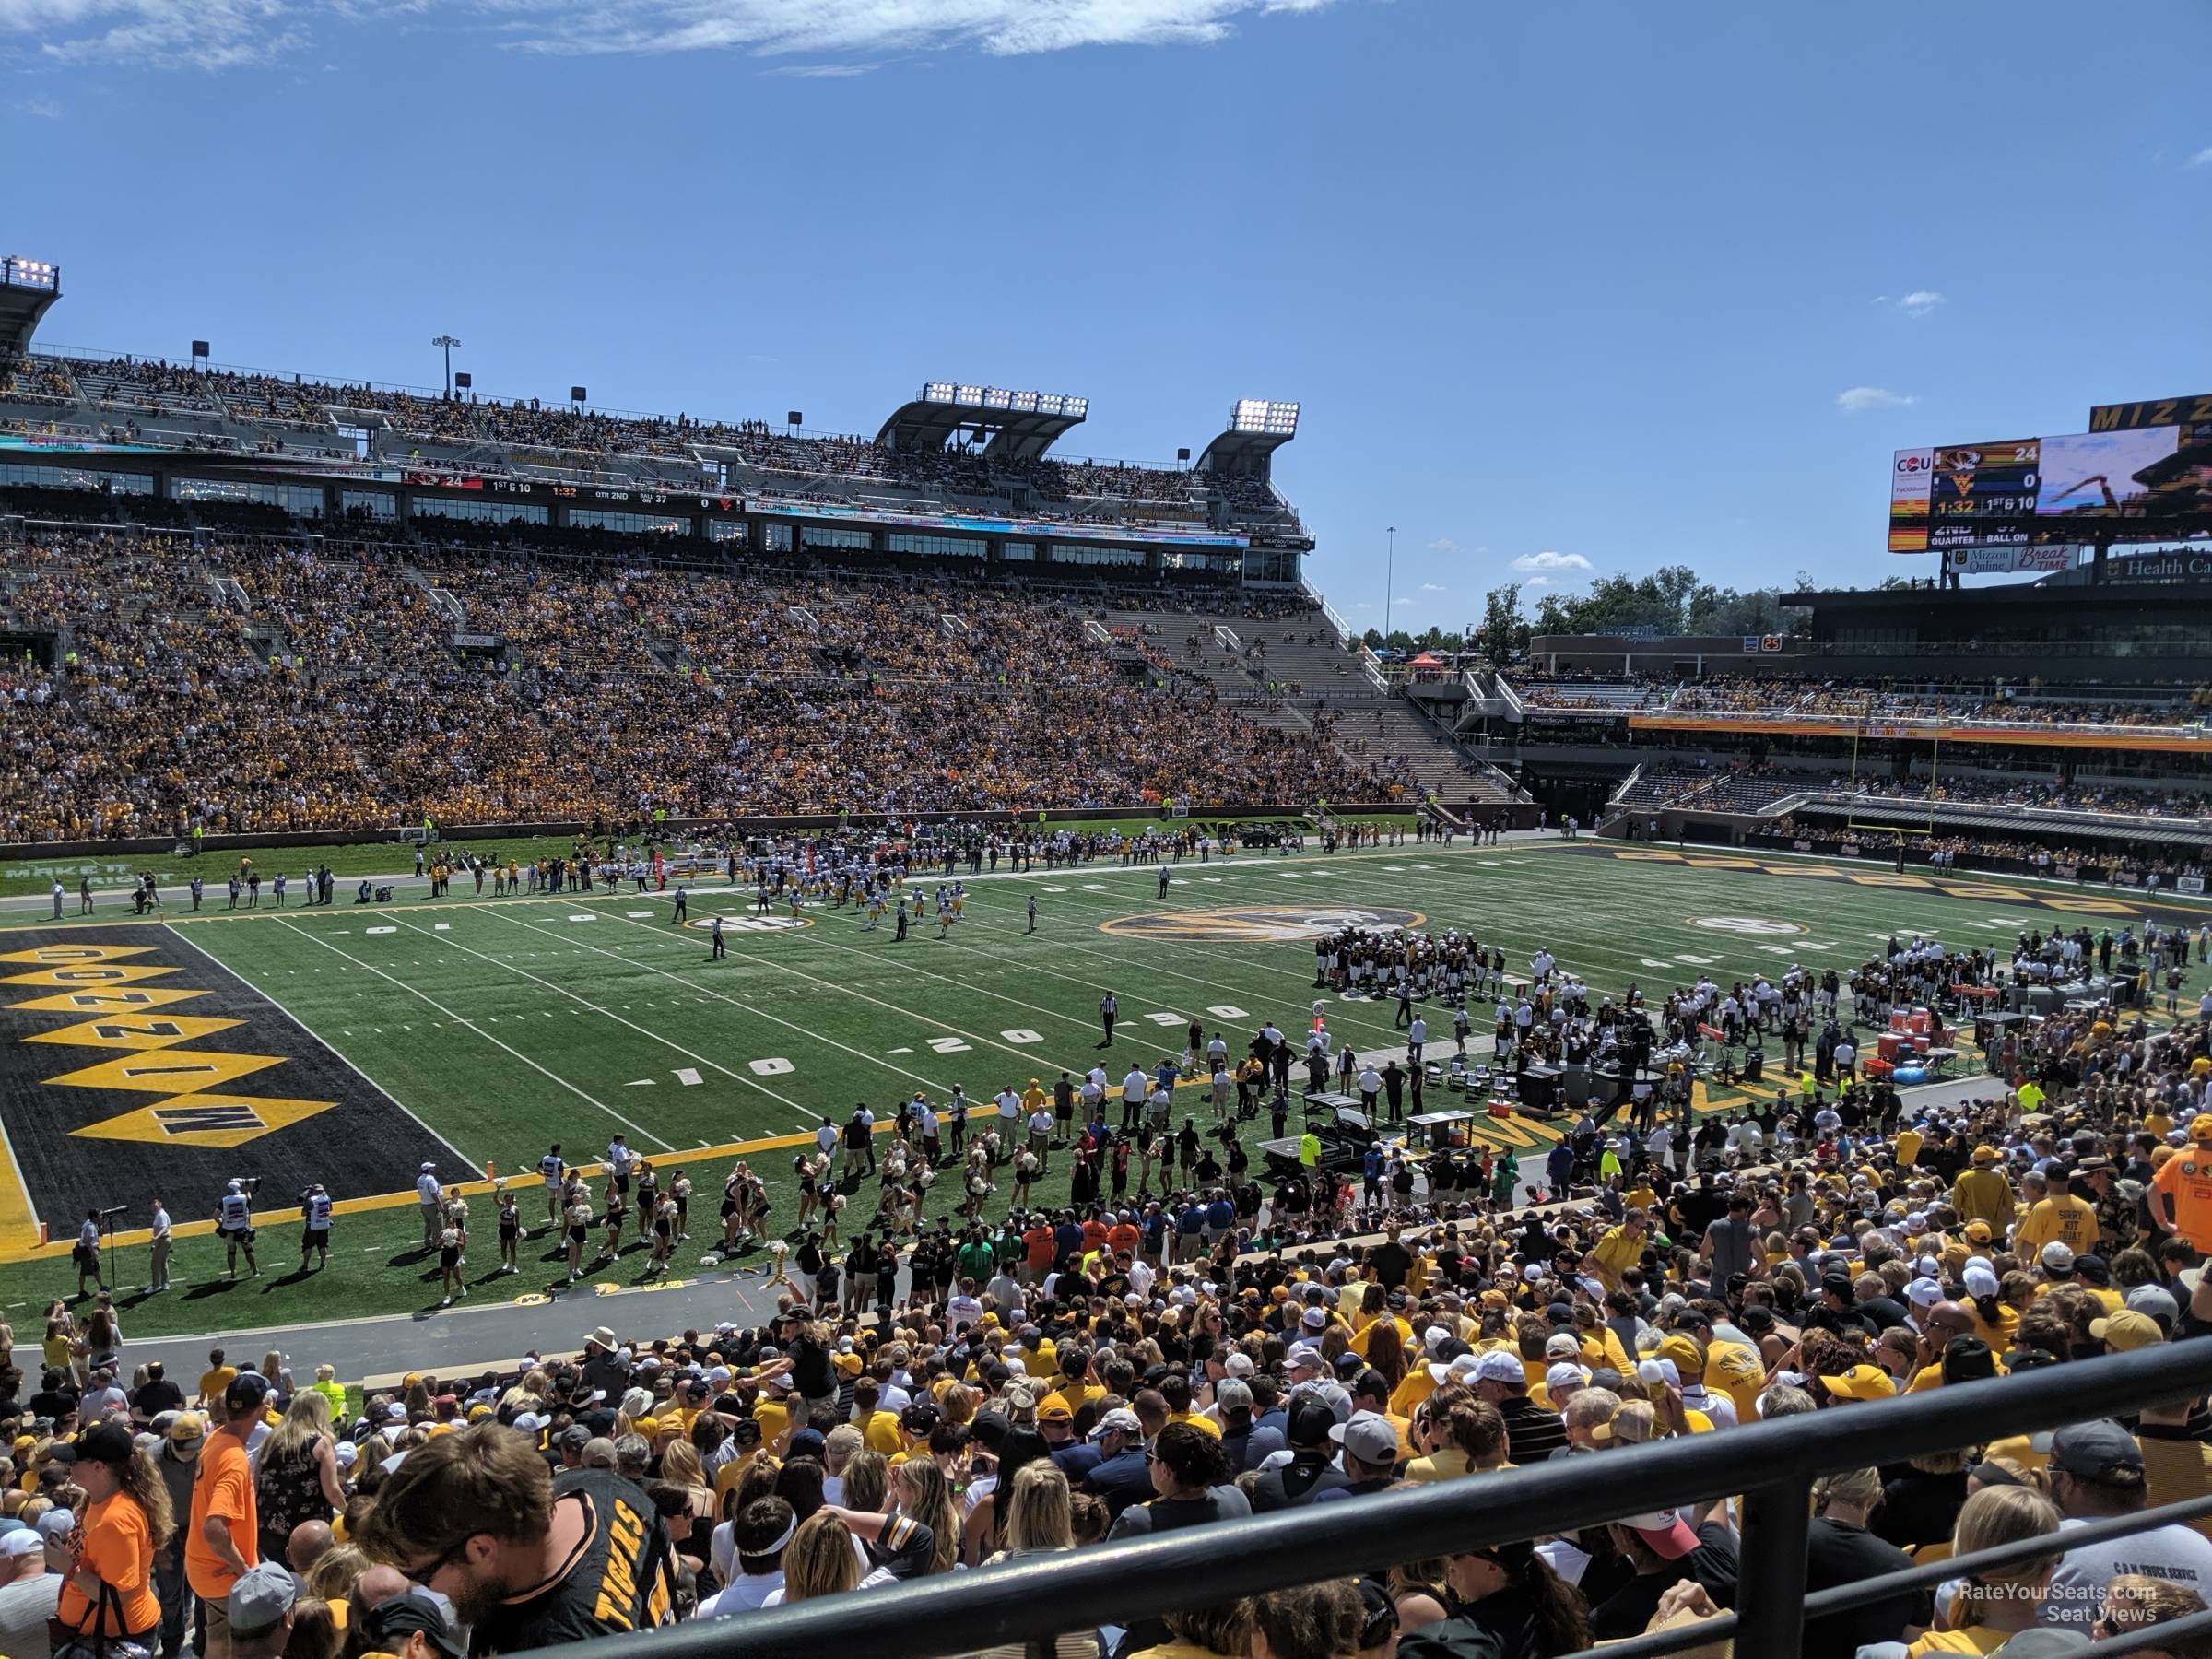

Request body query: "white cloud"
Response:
[762, 59, 877, 76]
[7, 0, 1357, 65]
[1391, 597, 1413, 607]
[2190, 147, 2212, 168]
[15, 95, 64, 116]
[1898, 289, 1945, 317]
[1836, 385, 1916, 414]
[1520, 576, 1559, 590]
[1426, 537, 1458, 553]
[1418, 582, 1446, 593]
[1511, 550, 1591, 574]
[6, 0, 305, 67]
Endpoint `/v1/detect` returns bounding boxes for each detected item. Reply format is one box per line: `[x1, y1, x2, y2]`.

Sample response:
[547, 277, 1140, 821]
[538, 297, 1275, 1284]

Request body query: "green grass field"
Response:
[1, 837, 2195, 1339]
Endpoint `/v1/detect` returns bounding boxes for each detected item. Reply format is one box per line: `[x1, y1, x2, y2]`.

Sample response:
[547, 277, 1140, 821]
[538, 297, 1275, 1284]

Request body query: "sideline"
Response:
[110, 1071, 2011, 1388]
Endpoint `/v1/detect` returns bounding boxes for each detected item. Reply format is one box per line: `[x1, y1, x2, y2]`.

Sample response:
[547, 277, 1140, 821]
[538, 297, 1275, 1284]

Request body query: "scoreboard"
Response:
[1889, 439, 2039, 553]
[1889, 419, 2212, 554]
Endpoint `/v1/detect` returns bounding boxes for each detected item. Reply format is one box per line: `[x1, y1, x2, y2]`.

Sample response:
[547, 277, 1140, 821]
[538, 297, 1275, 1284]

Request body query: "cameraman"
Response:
[216, 1179, 259, 1279]
[299, 1182, 334, 1272]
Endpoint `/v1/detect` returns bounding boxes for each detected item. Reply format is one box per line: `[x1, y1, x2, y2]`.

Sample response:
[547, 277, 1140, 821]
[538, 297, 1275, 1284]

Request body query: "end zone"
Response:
[0, 927, 469, 1253]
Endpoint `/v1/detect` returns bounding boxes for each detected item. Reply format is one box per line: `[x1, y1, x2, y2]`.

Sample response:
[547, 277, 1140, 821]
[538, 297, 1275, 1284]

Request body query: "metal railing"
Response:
[517, 1341, 2212, 1659]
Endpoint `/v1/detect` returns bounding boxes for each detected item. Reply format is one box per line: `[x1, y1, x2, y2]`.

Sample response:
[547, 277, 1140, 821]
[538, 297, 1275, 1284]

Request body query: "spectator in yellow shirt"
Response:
[1951, 1147, 2016, 1231]
[2013, 1167, 2099, 1256]
[1591, 1210, 1649, 1293]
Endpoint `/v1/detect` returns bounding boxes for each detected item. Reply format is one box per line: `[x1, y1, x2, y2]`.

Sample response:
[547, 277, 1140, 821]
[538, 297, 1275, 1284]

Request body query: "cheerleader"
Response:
[645, 1195, 677, 1277]
[564, 1192, 593, 1280]
[437, 1217, 466, 1307]
[496, 1186, 520, 1275]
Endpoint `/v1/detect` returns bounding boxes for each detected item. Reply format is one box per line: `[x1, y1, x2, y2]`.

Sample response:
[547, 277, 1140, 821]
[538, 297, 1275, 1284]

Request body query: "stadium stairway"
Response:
[1100, 607, 1524, 808]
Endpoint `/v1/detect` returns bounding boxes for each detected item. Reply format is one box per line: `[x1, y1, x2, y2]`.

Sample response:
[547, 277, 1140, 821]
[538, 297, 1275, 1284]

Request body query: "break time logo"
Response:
[1099, 905, 1426, 944]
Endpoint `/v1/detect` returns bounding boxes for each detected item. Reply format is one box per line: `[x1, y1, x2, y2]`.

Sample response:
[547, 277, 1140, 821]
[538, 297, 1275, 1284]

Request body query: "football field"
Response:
[0, 837, 2193, 1338]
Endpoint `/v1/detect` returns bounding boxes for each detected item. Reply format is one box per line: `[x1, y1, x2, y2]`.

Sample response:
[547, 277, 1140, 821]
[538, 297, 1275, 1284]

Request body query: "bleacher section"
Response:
[0, 351, 1302, 539]
[0, 529, 1400, 843]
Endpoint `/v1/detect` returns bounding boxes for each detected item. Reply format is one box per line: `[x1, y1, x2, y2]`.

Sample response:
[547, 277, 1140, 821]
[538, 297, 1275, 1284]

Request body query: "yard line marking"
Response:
[386, 916, 807, 1122]
[488, 909, 957, 1097]
[165, 920, 481, 1176]
[595, 897, 1098, 1071]
[270, 918, 666, 1150]
[947, 892, 1413, 1046]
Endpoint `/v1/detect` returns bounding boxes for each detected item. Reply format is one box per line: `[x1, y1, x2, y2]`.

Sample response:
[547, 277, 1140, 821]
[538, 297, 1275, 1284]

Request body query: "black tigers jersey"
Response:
[466, 1470, 677, 1655]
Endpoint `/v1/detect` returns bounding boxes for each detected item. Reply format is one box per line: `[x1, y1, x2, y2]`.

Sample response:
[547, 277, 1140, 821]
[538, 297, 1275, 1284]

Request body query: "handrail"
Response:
[1301, 578, 1359, 647]
[513, 1342, 2212, 1659]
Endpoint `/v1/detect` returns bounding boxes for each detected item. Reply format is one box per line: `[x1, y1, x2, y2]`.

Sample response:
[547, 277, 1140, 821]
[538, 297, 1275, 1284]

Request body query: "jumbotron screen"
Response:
[1889, 421, 2212, 553]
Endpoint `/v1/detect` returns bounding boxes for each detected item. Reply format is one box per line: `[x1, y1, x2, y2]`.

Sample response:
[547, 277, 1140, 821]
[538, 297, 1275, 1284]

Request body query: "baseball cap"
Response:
[1090, 1407, 1141, 1441]
[0, 1532, 42, 1559]
[1426, 1351, 1478, 1386]
[1963, 1220, 1994, 1245]
[2034, 1420, 2145, 1485]
[2089, 1310, 2164, 1352]
[51, 1421, 134, 1467]
[222, 1372, 271, 1416]
[1546, 1362, 1591, 1397]
[367, 1587, 467, 1659]
[1818, 1365, 1895, 1403]
[1473, 1350, 1524, 1387]
[2125, 1285, 2181, 1327]
[228, 1564, 298, 1636]
[1654, 1334, 1705, 1377]
[1285, 1400, 1337, 1448]
[1618, 1509, 1700, 1559]
[2190, 1113, 2212, 1142]
[168, 1412, 206, 1444]
[1038, 1402, 1074, 1425]
[1971, 1146, 1997, 1164]
[1328, 1411, 1399, 1466]
[2040, 1242, 2075, 1274]
[37, 1510, 75, 1544]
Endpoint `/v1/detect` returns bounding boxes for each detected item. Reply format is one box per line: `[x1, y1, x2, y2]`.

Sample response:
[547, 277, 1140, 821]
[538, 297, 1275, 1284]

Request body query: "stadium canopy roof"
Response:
[875, 382, 1088, 462]
[1196, 398, 1300, 477]
[0, 256, 62, 359]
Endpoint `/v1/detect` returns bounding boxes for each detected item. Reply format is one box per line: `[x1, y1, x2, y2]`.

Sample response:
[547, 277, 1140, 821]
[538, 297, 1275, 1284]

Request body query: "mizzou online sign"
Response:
[1100, 905, 1427, 944]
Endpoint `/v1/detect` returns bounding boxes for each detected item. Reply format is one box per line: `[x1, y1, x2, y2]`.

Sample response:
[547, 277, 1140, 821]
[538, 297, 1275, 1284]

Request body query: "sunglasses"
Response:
[400, 1538, 477, 1587]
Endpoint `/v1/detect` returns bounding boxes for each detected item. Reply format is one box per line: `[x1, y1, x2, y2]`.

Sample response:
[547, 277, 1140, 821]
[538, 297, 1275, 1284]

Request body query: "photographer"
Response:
[215, 1181, 258, 1280]
[298, 1184, 333, 1273]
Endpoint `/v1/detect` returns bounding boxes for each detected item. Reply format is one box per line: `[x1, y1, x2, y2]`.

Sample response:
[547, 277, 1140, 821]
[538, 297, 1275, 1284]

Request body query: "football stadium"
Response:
[5, 10, 2212, 1657]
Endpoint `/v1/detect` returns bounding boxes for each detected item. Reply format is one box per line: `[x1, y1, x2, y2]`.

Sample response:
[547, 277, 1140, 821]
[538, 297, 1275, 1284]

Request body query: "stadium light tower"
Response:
[1385, 526, 1397, 638]
[431, 335, 461, 399]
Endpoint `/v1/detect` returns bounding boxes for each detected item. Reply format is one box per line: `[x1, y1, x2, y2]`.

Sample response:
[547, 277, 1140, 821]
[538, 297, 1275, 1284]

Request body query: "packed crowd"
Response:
[1549, 673, 2212, 730]
[6, 938, 2212, 1659]
[1618, 761, 2212, 824]
[0, 531, 1394, 841]
[0, 358, 1283, 526]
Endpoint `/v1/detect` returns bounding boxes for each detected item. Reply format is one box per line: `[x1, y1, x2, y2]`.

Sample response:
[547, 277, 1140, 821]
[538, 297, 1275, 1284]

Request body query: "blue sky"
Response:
[6, 0, 2209, 631]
